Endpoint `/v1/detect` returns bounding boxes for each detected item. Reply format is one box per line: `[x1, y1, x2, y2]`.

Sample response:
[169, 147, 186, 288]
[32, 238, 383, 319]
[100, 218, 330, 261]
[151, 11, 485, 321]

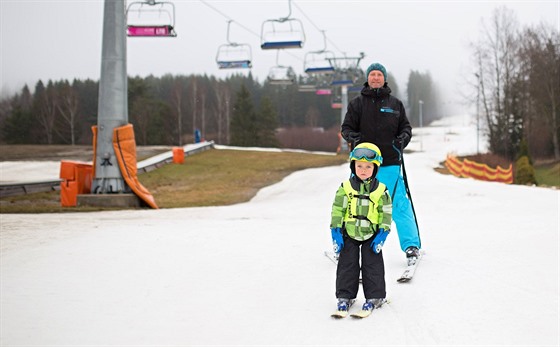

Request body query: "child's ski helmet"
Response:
[349, 142, 383, 179]
[350, 142, 383, 166]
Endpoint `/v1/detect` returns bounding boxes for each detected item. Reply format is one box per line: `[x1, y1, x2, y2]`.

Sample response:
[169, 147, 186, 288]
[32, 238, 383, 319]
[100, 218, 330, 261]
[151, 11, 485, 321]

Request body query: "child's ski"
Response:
[350, 310, 372, 319]
[397, 253, 422, 283]
[350, 299, 388, 319]
[330, 310, 349, 319]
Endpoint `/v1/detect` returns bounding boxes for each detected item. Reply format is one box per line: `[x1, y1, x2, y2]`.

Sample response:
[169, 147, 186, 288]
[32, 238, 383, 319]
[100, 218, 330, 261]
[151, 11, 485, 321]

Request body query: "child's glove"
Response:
[331, 227, 344, 254]
[371, 228, 390, 254]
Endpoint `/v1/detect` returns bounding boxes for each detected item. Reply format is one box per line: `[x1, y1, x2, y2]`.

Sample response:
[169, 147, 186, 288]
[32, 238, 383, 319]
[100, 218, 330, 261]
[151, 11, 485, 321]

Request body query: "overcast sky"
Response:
[1, 0, 558, 112]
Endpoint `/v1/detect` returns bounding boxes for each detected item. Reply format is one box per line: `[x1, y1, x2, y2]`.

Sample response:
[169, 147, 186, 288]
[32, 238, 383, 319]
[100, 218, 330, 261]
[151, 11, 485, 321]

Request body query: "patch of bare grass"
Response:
[1, 148, 347, 213]
[142, 149, 347, 208]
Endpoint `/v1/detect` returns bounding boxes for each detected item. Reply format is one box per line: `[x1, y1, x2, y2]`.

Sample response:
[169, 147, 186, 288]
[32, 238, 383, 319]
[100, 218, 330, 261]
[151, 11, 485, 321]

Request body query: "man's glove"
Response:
[331, 227, 344, 254]
[370, 228, 390, 254]
[395, 132, 411, 149]
[343, 131, 361, 144]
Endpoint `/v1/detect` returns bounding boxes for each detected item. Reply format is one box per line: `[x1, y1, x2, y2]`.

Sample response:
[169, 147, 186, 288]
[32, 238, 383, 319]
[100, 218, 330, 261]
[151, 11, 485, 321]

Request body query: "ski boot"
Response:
[331, 298, 355, 318]
[405, 246, 420, 266]
[364, 298, 387, 310]
[351, 298, 387, 318]
[337, 298, 354, 311]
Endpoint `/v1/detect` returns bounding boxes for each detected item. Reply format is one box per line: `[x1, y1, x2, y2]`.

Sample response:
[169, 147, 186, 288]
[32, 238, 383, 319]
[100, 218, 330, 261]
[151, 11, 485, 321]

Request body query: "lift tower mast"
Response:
[92, 0, 128, 194]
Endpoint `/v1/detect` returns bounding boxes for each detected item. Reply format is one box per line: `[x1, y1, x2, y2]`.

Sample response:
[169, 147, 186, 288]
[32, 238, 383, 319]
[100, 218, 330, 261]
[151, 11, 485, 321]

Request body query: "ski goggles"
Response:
[350, 147, 383, 164]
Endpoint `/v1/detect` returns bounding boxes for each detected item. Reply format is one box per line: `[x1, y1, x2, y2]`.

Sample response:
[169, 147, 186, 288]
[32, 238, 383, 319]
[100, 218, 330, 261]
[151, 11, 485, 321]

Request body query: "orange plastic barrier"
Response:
[90, 124, 158, 209]
[112, 124, 158, 209]
[172, 147, 184, 164]
[60, 161, 93, 207]
[445, 154, 513, 184]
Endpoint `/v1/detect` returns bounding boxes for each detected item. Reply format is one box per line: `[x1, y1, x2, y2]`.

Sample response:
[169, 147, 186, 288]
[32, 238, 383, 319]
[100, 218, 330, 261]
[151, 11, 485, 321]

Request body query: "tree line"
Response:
[0, 74, 341, 147]
[0, 71, 434, 149]
[471, 6, 559, 161]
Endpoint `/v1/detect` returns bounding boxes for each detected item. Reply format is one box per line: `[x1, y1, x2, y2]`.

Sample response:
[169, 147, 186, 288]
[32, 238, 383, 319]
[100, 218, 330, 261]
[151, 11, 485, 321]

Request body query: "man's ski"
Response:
[350, 299, 388, 319]
[397, 253, 422, 283]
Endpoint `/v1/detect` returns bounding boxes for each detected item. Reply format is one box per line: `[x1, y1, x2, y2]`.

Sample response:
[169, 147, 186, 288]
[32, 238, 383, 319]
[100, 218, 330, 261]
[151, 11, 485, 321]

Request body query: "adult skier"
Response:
[341, 62, 421, 262]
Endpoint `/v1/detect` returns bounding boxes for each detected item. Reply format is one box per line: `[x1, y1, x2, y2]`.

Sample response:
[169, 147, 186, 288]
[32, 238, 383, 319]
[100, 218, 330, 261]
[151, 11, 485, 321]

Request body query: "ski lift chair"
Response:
[126, 0, 177, 37]
[261, 18, 305, 49]
[216, 46, 252, 69]
[330, 70, 354, 86]
[297, 75, 318, 92]
[304, 50, 336, 74]
[303, 31, 335, 74]
[298, 84, 317, 92]
[268, 66, 296, 85]
[267, 50, 296, 85]
[215, 21, 252, 69]
[260, 0, 305, 49]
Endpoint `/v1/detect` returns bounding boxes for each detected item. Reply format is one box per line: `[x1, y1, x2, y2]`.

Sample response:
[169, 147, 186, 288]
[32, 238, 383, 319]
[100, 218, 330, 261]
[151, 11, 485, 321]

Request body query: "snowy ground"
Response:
[0, 161, 61, 184]
[1, 115, 558, 346]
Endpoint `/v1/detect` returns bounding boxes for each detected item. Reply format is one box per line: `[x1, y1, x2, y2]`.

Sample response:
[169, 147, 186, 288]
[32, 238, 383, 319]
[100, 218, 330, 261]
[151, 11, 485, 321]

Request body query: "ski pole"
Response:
[399, 141, 421, 246]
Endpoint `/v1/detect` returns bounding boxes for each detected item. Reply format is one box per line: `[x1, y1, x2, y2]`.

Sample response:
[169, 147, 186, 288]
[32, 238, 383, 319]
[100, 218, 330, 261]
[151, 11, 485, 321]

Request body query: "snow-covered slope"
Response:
[1, 115, 558, 346]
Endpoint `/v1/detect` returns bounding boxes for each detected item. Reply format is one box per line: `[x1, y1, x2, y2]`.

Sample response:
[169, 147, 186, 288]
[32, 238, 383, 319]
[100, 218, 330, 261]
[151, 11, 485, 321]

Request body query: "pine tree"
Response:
[257, 96, 279, 147]
[2, 107, 34, 144]
[230, 84, 257, 146]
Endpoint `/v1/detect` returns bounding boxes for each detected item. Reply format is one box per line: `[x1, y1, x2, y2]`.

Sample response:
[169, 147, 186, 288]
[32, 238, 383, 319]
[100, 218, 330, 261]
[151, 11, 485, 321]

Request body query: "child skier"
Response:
[330, 142, 392, 317]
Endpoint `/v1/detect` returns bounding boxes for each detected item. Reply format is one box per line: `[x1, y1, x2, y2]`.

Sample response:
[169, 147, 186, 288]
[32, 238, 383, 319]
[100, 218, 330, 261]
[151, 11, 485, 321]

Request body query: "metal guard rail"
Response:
[0, 141, 214, 198]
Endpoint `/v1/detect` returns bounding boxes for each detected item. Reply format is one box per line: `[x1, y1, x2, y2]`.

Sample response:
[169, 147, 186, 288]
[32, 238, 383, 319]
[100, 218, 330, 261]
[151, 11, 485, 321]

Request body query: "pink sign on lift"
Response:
[127, 25, 176, 37]
[315, 89, 332, 95]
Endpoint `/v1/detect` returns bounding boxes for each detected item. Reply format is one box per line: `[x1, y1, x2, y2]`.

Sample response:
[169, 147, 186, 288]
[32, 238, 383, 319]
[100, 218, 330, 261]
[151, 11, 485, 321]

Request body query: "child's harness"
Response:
[342, 180, 386, 240]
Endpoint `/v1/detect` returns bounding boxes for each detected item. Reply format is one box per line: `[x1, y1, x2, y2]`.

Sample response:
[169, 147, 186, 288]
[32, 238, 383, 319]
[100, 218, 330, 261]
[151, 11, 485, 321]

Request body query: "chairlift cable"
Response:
[199, 0, 302, 63]
[200, 0, 364, 65]
[292, 1, 345, 55]
[199, 0, 260, 40]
